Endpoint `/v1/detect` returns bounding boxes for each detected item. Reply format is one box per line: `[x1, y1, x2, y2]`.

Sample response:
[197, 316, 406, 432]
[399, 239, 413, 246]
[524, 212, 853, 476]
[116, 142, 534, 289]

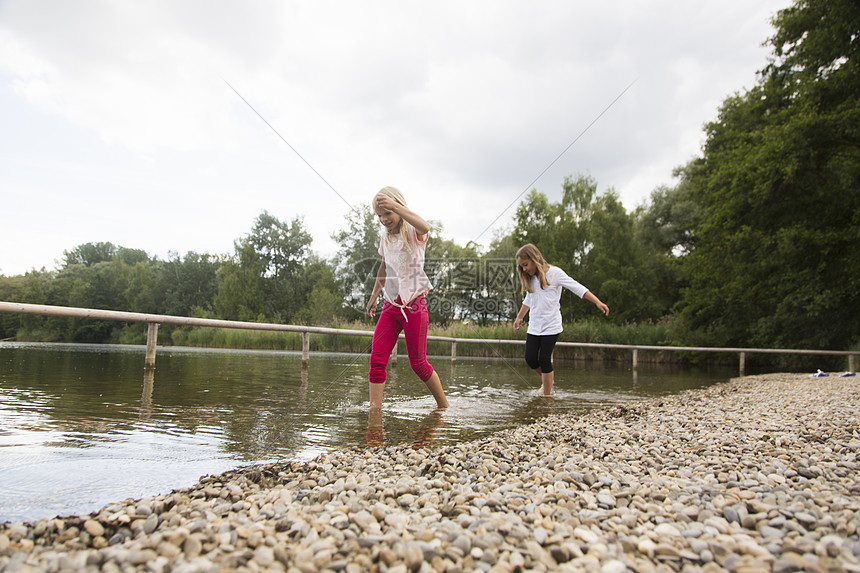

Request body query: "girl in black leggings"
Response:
[513, 244, 610, 396]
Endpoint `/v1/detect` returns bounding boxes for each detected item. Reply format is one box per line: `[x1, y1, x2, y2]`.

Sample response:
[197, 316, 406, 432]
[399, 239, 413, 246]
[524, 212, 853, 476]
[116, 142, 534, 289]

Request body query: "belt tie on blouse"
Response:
[391, 300, 410, 322]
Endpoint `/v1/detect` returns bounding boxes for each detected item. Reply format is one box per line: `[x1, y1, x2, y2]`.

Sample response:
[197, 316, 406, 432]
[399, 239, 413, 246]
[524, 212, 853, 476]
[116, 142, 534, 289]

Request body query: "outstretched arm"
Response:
[584, 291, 610, 316]
[376, 193, 432, 235]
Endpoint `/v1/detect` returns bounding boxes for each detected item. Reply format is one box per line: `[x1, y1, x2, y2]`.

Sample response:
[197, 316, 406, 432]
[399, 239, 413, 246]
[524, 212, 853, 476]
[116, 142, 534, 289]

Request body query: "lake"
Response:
[0, 342, 735, 523]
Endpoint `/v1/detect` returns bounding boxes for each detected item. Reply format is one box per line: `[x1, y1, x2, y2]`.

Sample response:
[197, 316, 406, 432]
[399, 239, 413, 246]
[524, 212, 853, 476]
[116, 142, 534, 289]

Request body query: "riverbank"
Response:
[2, 373, 859, 572]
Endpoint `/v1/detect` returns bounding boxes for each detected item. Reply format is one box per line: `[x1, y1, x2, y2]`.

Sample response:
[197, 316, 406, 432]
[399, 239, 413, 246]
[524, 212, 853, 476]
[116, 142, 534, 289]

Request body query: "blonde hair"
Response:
[373, 186, 415, 252]
[516, 243, 550, 294]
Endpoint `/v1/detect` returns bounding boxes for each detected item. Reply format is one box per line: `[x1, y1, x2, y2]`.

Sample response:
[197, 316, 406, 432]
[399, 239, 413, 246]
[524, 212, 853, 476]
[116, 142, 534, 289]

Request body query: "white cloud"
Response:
[0, 0, 790, 276]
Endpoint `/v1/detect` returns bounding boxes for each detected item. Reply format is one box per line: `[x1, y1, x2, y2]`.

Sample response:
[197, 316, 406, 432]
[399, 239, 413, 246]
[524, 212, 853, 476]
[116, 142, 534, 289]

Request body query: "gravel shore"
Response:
[2, 373, 859, 573]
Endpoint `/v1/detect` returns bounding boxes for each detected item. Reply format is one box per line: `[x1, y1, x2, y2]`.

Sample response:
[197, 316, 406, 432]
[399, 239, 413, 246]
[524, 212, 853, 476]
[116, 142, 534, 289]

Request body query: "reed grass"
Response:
[161, 318, 726, 365]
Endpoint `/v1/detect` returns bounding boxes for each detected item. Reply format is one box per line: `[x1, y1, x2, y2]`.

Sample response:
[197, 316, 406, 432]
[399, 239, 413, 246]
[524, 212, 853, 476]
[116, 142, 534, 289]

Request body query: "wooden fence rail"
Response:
[0, 301, 855, 375]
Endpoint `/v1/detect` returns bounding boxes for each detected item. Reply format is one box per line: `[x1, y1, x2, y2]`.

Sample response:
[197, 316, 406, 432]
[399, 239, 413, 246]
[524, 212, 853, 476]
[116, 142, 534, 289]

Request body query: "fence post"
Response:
[739, 352, 746, 376]
[390, 342, 398, 365]
[850, 354, 855, 373]
[302, 332, 310, 367]
[632, 348, 638, 370]
[144, 323, 158, 370]
[451, 341, 457, 362]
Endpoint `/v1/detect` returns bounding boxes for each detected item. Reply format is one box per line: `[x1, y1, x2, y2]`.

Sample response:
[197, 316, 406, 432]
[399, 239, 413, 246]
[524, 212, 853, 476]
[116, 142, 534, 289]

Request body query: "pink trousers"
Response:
[369, 295, 434, 384]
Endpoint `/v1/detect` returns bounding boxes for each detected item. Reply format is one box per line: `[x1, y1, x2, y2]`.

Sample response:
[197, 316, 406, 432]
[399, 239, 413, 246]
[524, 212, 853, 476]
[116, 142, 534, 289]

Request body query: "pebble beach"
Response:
[1, 373, 859, 573]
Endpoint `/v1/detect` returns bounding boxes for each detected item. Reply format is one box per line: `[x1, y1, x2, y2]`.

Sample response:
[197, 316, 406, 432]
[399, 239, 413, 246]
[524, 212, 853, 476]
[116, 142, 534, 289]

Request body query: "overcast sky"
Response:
[0, 0, 791, 276]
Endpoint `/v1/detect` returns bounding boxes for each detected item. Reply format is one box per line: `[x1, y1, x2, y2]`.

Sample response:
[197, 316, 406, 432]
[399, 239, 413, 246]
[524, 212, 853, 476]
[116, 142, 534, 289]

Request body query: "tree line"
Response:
[1, 0, 857, 359]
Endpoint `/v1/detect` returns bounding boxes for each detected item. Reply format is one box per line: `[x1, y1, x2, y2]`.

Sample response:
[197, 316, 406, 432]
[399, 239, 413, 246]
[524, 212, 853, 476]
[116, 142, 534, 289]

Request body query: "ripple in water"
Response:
[0, 342, 731, 522]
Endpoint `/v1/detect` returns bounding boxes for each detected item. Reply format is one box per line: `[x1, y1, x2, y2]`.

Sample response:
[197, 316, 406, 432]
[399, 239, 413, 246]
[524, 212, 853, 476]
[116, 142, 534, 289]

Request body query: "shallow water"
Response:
[0, 342, 733, 523]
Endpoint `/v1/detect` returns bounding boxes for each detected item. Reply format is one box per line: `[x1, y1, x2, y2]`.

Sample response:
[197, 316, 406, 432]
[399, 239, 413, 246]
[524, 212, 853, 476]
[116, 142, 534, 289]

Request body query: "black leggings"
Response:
[524, 333, 559, 373]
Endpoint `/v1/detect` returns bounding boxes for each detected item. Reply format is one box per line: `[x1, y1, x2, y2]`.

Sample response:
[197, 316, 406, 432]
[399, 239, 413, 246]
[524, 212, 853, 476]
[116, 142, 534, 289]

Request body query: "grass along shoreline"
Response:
[157, 319, 745, 367]
[159, 322, 843, 370]
[15, 316, 851, 369]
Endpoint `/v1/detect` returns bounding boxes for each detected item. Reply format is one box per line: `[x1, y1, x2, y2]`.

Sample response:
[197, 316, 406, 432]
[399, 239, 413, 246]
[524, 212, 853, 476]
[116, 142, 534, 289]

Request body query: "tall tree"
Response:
[424, 234, 481, 325]
[293, 255, 343, 325]
[586, 191, 661, 323]
[331, 204, 381, 321]
[216, 212, 313, 323]
[0, 271, 49, 339]
[249, 211, 312, 293]
[157, 251, 221, 317]
[481, 232, 520, 323]
[214, 242, 267, 322]
[676, 0, 860, 350]
[633, 177, 701, 319]
[63, 242, 117, 267]
[512, 174, 654, 323]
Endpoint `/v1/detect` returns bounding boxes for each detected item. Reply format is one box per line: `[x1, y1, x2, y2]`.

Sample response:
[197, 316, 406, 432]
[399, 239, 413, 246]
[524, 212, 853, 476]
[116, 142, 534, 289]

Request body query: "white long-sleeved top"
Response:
[522, 266, 588, 336]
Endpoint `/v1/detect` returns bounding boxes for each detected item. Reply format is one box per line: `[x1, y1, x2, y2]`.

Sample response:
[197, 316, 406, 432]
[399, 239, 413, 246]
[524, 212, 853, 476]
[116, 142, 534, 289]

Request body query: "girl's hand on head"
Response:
[376, 193, 398, 213]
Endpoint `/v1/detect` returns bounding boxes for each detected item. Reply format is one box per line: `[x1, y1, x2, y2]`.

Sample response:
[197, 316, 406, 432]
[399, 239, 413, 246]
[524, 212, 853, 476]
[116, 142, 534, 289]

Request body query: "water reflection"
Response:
[0, 342, 734, 523]
[140, 369, 154, 420]
[366, 407, 446, 449]
[366, 408, 384, 447]
[521, 395, 556, 416]
[411, 408, 445, 450]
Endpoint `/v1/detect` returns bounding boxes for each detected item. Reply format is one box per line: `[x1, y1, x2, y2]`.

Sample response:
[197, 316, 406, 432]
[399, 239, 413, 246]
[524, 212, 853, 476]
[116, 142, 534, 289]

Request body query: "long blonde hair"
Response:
[373, 186, 416, 252]
[516, 243, 550, 294]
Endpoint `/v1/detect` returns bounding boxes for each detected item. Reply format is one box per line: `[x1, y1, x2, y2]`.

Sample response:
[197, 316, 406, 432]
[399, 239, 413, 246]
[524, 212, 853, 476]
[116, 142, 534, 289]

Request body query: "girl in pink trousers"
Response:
[366, 187, 449, 410]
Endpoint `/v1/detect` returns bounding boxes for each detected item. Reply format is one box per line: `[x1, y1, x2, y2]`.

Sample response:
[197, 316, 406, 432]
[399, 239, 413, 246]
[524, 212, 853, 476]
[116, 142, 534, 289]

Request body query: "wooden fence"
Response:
[0, 301, 855, 375]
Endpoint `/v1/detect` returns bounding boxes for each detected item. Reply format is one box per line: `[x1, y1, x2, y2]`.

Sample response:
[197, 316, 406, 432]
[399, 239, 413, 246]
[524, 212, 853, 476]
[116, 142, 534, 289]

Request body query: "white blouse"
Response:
[378, 226, 433, 307]
[522, 266, 587, 335]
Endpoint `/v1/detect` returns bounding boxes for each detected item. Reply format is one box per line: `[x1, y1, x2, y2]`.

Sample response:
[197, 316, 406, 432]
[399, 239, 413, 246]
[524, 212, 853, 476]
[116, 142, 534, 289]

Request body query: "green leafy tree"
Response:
[250, 212, 311, 282]
[43, 262, 114, 341]
[214, 242, 268, 322]
[480, 231, 520, 323]
[123, 261, 158, 314]
[511, 174, 654, 323]
[586, 191, 661, 323]
[513, 175, 600, 274]
[215, 212, 313, 323]
[4, 243, 161, 341]
[116, 247, 150, 266]
[63, 242, 117, 267]
[632, 178, 701, 320]
[294, 255, 343, 325]
[424, 234, 481, 325]
[156, 251, 221, 317]
[0, 271, 51, 339]
[675, 0, 860, 350]
[512, 189, 563, 263]
[634, 177, 700, 258]
[331, 204, 381, 321]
